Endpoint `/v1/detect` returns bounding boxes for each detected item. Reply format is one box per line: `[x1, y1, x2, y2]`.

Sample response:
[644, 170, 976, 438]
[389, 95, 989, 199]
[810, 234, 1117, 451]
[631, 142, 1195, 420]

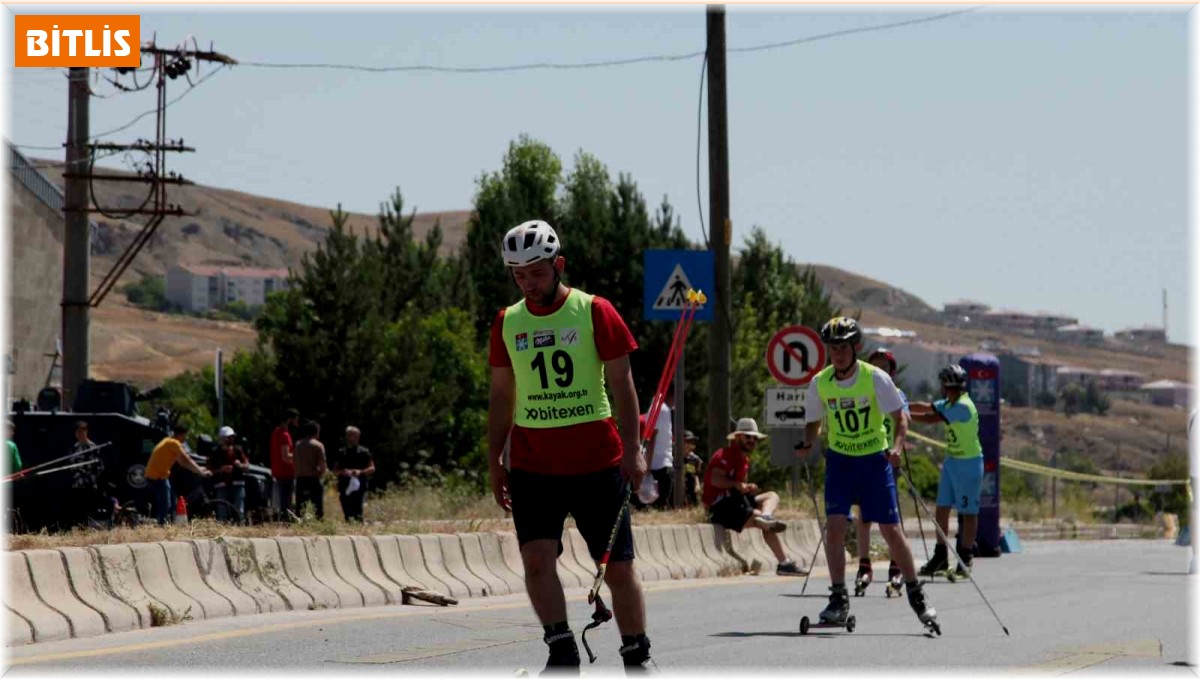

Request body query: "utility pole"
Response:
[706, 4, 732, 450]
[62, 67, 91, 410]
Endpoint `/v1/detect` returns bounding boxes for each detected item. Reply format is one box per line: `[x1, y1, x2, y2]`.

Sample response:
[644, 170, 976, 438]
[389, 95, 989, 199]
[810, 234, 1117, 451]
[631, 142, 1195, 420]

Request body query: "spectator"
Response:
[5, 420, 21, 477]
[145, 423, 211, 525]
[333, 426, 373, 522]
[208, 426, 249, 523]
[682, 430, 703, 507]
[645, 388, 676, 509]
[68, 421, 106, 522]
[702, 418, 806, 576]
[270, 409, 300, 521]
[294, 421, 328, 520]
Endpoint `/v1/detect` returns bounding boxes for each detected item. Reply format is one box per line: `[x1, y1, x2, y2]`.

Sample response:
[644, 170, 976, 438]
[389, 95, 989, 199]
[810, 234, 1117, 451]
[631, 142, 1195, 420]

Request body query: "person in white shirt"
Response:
[645, 388, 675, 509]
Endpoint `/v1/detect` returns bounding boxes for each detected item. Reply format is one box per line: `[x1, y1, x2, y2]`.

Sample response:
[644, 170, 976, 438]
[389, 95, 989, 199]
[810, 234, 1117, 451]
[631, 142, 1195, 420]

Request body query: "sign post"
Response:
[644, 250, 713, 507]
[764, 325, 825, 496]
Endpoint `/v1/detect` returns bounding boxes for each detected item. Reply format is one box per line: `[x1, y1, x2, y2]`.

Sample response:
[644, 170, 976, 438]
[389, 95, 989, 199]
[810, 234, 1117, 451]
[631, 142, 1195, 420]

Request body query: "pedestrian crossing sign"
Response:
[643, 249, 714, 322]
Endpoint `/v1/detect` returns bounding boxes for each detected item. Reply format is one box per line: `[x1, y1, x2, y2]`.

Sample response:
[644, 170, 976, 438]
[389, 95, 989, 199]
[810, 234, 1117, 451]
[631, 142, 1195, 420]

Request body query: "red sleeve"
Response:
[591, 296, 638, 361]
[488, 308, 512, 368]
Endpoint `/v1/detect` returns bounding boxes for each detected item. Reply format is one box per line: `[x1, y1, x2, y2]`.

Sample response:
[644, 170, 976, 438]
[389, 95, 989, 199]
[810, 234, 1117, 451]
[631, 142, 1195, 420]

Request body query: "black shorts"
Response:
[508, 466, 634, 563]
[708, 491, 756, 532]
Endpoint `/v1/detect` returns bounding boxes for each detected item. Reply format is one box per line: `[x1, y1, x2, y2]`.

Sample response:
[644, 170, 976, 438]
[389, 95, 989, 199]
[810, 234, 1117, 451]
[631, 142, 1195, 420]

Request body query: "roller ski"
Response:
[884, 562, 904, 598]
[906, 581, 941, 636]
[853, 559, 873, 597]
[800, 584, 856, 634]
[918, 545, 957, 582]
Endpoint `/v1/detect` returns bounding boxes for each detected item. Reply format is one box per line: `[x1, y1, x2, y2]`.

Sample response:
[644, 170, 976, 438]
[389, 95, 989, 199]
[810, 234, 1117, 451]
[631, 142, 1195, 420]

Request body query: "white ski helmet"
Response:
[501, 220, 560, 268]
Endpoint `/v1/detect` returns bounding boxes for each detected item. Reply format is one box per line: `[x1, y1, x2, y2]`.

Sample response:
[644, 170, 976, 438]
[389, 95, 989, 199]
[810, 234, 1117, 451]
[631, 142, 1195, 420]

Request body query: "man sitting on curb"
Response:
[702, 418, 807, 576]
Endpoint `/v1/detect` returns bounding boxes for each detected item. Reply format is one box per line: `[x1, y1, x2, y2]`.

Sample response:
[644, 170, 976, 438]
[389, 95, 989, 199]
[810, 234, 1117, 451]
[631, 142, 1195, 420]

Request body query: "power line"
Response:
[90, 64, 228, 140]
[239, 6, 984, 74]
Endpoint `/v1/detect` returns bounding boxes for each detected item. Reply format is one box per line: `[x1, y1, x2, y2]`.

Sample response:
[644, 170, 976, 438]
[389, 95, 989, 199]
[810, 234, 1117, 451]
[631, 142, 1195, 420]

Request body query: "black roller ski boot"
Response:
[853, 559, 873, 596]
[820, 584, 851, 624]
[905, 580, 940, 636]
[918, 544, 950, 580]
[619, 634, 657, 674]
[954, 547, 973, 580]
[541, 624, 581, 676]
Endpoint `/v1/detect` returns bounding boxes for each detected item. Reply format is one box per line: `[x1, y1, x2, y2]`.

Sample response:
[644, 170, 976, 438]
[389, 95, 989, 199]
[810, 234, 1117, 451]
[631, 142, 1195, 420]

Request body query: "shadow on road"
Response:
[711, 631, 929, 639]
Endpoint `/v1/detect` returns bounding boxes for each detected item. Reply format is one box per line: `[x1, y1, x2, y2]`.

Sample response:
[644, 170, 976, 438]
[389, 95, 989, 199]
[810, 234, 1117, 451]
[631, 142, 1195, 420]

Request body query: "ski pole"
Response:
[799, 461, 826, 596]
[581, 290, 704, 662]
[895, 461, 1011, 636]
[2, 441, 112, 483]
[901, 445, 930, 562]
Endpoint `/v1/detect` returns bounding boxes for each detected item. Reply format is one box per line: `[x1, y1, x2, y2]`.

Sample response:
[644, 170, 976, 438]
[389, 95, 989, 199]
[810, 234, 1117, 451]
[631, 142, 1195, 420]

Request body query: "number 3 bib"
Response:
[503, 290, 612, 428]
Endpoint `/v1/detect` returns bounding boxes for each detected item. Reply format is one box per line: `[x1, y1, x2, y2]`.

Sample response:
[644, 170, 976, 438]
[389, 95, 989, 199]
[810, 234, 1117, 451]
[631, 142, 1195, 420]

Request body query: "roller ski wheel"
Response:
[799, 614, 856, 635]
[885, 578, 903, 598]
[853, 564, 873, 597]
[923, 619, 942, 637]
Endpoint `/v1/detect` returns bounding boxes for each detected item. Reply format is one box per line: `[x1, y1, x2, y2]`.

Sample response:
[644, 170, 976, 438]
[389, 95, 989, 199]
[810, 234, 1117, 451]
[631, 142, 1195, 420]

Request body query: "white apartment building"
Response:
[166, 264, 290, 312]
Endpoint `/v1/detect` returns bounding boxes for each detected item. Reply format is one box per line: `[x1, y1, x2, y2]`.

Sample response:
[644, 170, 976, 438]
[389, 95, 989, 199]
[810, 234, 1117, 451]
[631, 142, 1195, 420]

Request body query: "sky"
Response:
[5, 4, 1190, 343]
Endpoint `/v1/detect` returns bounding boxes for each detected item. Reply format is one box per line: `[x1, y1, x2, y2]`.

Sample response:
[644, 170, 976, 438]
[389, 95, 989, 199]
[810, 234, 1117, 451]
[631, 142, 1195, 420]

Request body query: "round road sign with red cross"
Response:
[766, 325, 826, 387]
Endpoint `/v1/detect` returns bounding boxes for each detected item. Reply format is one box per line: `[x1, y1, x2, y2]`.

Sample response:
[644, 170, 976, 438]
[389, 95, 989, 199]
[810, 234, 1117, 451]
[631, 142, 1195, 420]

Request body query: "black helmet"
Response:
[938, 364, 968, 389]
[868, 348, 897, 374]
[820, 316, 862, 345]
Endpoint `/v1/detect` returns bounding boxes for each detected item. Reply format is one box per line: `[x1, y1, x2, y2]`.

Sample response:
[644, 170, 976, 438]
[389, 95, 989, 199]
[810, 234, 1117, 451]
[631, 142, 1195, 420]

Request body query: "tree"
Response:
[1083, 381, 1111, 416]
[1148, 453, 1190, 524]
[1060, 383, 1085, 417]
[123, 274, 167, 311]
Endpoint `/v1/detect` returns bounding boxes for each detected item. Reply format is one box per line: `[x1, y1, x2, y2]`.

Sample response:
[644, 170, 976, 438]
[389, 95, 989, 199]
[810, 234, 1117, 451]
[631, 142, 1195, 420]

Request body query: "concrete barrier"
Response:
[129, 542, 206, 620]
[5, 552, 71, 642]
[436, 534, 491, 597]
[350, 535, 402, 604]
[217, 537, 288, 614]
[565, 528, 599, 582]
[387, 535, 448, 594]
[477, 532, 525, 595]
[91, 543, 164, 628]
[417, 534, 469, 599]
[23, 549, 106, 640]
[745, 530, 778, 567]
[159, 542, 234, 621]
[668, 526, 707, 578]
[630, 526, 669, 581]
[189, 540, 260, 616]
[553, 534, 590, 590]
[656, 526, 694, 578]
[694, 524, 739, 575]
[248, 538, 312, 612]
[7, 607, 33, 645]
[645, 527, 684, 579]
[495, 532, 527, 584]
[326, 536, 387, 606]
[57, 546, 140, 633]
[370, 535, 421, 591]
[302, 537, 363, 608]
[677, 526, 717, 578]
[275, 537, 341, 610]
[457, 533, 510, 596]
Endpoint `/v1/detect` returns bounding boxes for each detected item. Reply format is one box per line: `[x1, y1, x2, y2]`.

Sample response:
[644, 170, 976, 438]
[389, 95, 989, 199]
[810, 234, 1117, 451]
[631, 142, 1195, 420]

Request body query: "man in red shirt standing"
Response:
[270, 408, 299, 522]
[702, 418, 807, 576]
[487, 220, 652, 673]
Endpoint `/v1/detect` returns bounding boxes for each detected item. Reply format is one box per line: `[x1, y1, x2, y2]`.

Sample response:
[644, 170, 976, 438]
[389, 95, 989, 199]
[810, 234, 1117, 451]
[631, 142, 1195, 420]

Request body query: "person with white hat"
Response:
[207, 425, 249, 523]
[701, 417, 807, 576]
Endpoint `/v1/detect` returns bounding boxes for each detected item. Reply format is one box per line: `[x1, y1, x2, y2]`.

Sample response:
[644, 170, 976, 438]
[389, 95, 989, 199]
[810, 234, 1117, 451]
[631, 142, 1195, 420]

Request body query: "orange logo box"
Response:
[15, 15, 140, 68]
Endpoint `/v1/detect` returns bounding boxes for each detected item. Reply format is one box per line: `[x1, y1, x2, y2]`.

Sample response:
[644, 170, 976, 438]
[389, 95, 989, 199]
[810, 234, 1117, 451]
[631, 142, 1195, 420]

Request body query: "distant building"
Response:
[1098, 368, 1147, 392]
[880, 339, 975, 397]
[165, 264, 290, 312]
[1056, 365, 1100, 388]
[982, 309, 1038, 332]
[1055, 324, 1105, 345]
[998, 353, 1060, 407]
[1140, 380, 1191, 409]
[943, 300, 990, 321]
[1115, 326, 1167, 344]
[1032, 311, 1079, 331]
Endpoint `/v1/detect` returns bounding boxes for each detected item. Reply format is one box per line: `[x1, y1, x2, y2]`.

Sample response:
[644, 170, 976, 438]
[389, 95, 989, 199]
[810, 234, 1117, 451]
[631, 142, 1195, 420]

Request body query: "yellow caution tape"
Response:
[906, 430, 1189, 488]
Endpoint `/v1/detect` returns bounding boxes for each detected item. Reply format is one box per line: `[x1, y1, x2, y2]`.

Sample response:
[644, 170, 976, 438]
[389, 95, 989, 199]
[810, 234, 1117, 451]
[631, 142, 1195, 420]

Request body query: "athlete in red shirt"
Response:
[486, 220, 652, 673]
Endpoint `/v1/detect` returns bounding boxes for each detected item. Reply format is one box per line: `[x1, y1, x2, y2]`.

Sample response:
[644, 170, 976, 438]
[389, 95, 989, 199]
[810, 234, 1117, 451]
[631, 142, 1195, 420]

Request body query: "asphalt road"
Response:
[7, 539, 1194, 675]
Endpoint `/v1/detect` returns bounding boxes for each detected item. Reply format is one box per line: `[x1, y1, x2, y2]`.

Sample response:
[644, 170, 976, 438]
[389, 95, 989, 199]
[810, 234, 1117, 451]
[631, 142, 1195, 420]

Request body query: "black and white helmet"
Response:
[501, 220, 560, 268]
[938, 364, 969, 389]
[820, 316, 862, 345]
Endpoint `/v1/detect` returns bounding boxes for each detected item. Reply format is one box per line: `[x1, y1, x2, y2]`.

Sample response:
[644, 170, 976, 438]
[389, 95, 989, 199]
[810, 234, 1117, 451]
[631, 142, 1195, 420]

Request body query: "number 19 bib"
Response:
[815, 360, 888, 456]
[502, 290, 612, 428]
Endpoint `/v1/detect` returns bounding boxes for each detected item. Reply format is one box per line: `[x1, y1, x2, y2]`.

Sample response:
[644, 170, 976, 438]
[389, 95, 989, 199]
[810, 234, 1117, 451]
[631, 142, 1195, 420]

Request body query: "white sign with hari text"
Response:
[764, 387, 807, 429]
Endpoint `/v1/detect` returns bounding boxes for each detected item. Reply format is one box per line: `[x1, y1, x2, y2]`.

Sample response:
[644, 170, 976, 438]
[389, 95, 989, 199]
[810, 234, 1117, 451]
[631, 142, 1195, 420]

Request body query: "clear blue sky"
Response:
[6, 4, 1189, 343]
